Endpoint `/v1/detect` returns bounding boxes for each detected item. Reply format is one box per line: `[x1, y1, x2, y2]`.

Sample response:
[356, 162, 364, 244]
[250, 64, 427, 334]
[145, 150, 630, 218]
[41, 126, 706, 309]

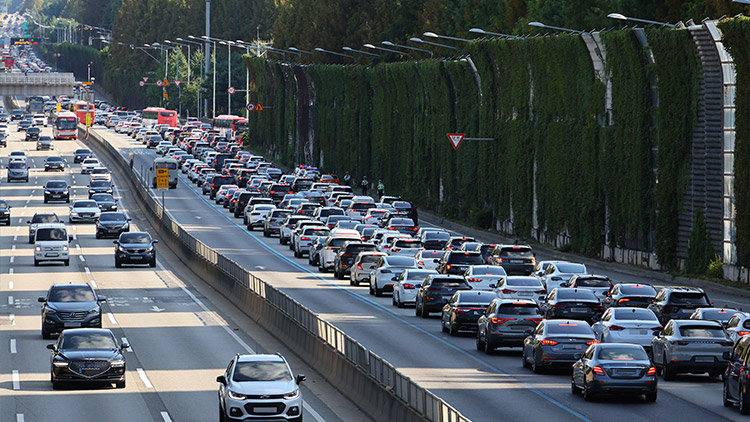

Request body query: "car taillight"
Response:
[618, 298, 630, 303]
[342, 254, 352, 257]
[446, 264, 451, 270]
[531, 258, 536, 264]
[647, 367, 657, 376]
[587, 340, 600, 346]
[553, 303, 566, 308]
[670, 341, 689, 346]
[417, 261, 425, 266]
[529, 318, 543, 325]
[270, 190, 275, 194]
[300, 237, 310, 241]
[490, 317, 514, 324]
[540, 339, 558, 346]
[410, 227, 417, 231]
[427, 287, 441, 291]
[403, 283, 416, 289]
[357, 264, 363, 270]
[739, 331, 750, 336]
[497, 258, 503, 263]
[326, 247, 334, 250]
[593, 304, 603, 309]
[592, 366, 605, 375]
[534, 289, 546, 294]
[608, 325, 626, 331]
[392, 248, 401, 252]
[502, 289, 516, 294]
[455, 307, 471, 314]
[651, 326, 663, 331]
[251, 212, 259, 215]
[468, 278, 480, 282]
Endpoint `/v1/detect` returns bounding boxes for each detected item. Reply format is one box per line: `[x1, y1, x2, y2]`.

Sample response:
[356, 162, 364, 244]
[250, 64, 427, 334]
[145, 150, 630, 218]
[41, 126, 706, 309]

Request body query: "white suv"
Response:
[217, 353, 305, 422]
[34, 223, 71, 266]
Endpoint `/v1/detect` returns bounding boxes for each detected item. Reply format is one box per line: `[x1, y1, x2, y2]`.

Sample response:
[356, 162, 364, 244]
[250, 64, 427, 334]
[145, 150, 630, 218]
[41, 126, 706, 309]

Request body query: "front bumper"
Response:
[43, 314, 101, 333]
[35, 250, 69, 262]
[116, 250, 155, 264]
[70, 214, 99, 223]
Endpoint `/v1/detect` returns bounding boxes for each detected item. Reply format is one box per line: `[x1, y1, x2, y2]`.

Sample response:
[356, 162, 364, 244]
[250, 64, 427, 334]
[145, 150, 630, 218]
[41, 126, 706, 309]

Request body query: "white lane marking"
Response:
[13, 235, 17, 241]
[84, 267, 90, 273]
[72, 225, 77, 231]
[73, 234, 77, 240]
[24, 200, 28, 204]
[9, 256, 13, 263]
[10, 339, 17, 354]
[12, 370, 19, 390]
[8, 281, 13, 290]
[107, 312, 118, 325]
[16, 414, 24, 422]
[90, 279, 98, 288]
[11, 245, 15, 251]
[136, 368, 154, 388]
[75, 244, 81, 251]
[79, 256, 85, 262]
[20, 209, 24, 213]
[160, 412, 172, 422]
[9, 268, 13, 275]
[121, 337, 132, 352]
[15, 226, 20, 231]
[9, 314, 14, 326]
[8, 296, 13, 305]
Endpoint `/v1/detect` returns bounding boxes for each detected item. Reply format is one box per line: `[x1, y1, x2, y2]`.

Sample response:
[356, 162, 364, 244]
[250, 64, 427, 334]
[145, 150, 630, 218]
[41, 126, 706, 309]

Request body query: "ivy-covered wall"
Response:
[243, 27, 705, 264]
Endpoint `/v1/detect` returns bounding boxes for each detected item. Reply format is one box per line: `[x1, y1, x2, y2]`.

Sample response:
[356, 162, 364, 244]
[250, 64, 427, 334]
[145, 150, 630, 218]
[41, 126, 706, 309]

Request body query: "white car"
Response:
[386, 238, 423, 256]
[369, 255, 418, 296]
[317, 230, 362, 271]
[564, 274, 613, 301]
[725, 312, 750, 343]
[156, 141, 173, 155]
[463, 265, 508, 290]
[33, 223, 70, 266]
[393, 269, 437, 307]
[32, 114, 47, 126]
[537, 261, 588, 291]
[349, 251, 387, 286]
[69, 200, 101, 223]
[415, 249, 444, 271]
[89, 167, 111, 182]
[9, 150, 27, 163]
[292, 224, 329, 256]
[591, 307, 662, 348]
[495, 276, 546, 303]
[80, 158, 101, 174]
[215, 185, 239, 205]
[0, 123, 10, 136]
[245, 204, 276, 230]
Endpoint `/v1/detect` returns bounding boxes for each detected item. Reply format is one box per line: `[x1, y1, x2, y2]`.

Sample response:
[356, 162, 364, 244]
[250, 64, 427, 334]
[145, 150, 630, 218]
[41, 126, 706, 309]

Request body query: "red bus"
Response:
[212, 115, 245, 141]
[53, 111, 78, 140]
[70, 101, 95, 126]
[142, 107, 179, 128]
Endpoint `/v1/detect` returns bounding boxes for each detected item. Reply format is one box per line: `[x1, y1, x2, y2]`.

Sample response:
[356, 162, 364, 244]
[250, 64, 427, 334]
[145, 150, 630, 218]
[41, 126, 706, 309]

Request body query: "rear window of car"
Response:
[506, 277, 542, 287]
[46, 181, 67, 188]
[448, 253, 483, 264]
[597, 346, 648, 361]
[619, 285, 657, 296]
[304, 227, 330, 236]
[345, 244, 376, 255]
[556, 290, 598, 301]
[386, 256, 416, 267]
[360, 254, 383, 264]
[669, 292, 710, 306]
[700, 309, 740, 320]
[575, 277, 610, 288]
[390, 218, 414, 225]
[431, 280, 467, 289]
[546, 322, 593, 336]
[419, 250, 444, 258]
[500, 247, 533, 258]
[472, 267, 507, 276]
[679, 325, 727, 338]
[455, 292, 495, 304]
[556, 263, 586, 273]
[613, 308, 659, 321]
[498, 304, 542, 315]
[395, 240, 421, 248]
[406, 270, 435, 280]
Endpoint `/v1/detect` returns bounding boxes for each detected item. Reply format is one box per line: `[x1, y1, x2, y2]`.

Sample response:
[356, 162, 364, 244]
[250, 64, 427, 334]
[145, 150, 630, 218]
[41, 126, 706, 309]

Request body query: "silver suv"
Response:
[651, 319, 733, 380]
[217, 353, 305, 422]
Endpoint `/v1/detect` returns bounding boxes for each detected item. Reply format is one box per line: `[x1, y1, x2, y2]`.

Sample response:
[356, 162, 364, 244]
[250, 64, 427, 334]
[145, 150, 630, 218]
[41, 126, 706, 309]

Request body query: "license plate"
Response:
[517, 292, 532, 296]
[563, 345, 583, 350]
[130, 256, 143, 260]
[64, 322, 81, 328]
[636, 329, 648, 335]
[45, 253, 59, 257]
[253, 407, 277, 414]
[695, 356, 714, 363]
[571, 308, 588, 313]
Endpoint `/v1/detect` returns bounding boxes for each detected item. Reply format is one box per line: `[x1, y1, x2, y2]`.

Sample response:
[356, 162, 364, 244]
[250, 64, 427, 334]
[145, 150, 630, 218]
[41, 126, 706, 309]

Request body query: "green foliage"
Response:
[646, 28, 701, 270]
[686, 209, 715, 275]
[721, 18, 750, 266]
[707, 254, 724, 279]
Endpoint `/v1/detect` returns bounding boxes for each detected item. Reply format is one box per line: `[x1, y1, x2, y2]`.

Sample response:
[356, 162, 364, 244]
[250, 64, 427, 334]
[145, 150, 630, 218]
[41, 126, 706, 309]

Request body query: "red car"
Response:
[320, 174, 339, 184]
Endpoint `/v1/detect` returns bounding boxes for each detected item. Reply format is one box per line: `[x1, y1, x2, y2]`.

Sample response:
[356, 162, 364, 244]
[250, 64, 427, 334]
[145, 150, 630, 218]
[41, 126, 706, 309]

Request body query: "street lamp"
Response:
[194, 35, 217, 118]
[364, 43, 411, 56]
[220, 40, 234, 114]
[409, 37, 457, 50]
[177, 37, 205, 118]
[342, 46, 380, 57]
[288, 47, 313, 55]
[468, 28, 523, 39]
[606, 13, 677, 28]
[381, 41, 433, 58]
[423, 31, 473, 43]
[528, 21, 586, 34]
[314, 47, 354, 60]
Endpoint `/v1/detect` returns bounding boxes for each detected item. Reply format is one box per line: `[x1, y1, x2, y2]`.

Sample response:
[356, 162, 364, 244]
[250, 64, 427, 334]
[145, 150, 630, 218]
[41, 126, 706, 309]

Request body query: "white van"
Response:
[34, 223, 71, 266]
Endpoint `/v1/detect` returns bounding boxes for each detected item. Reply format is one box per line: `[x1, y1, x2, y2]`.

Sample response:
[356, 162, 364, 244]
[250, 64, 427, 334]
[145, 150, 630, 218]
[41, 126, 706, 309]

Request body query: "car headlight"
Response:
[62, 245, 68, 252]
[227, 390, 248, 400]
[71, 212, 79, 216]
[88, 307, 99, 314]
[45, 308, 57, 314]
[118, 246, 128, 252]
[283, 389, 300, 400]
[145, 245, 154, 252]
[44, 190, 51, 194]
[89, 190, 95, 194]
[110, 359, 125, 368]
[52, 360, 69, 367]
[35, 245, 41, 251]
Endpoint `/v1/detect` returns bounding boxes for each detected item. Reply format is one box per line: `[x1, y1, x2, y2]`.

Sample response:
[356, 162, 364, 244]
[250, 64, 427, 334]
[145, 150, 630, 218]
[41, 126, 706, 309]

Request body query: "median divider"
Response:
[83, 127, 470, 422]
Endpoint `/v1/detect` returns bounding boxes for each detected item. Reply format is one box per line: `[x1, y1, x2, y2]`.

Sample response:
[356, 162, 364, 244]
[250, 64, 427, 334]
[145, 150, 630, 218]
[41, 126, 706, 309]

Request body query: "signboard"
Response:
[156, 79, 163, 86]
[447, 133, 465, 150]
[85, 114, 92, 127]
[162, 88, 168, 99]
[138, 80, 145, 87]
[256, 103, 263, 111]
[156, 168, 169, 189]
[56, 103, 61, 112]
[11, 37, 37, 45]
[246, 103, 255, 111]
[142, 76, 149, 82]
[227, 86, 235, 94]
[174, 80, 181, 87]
[81, 81, 92, 85]
[162, 79, 169, 86]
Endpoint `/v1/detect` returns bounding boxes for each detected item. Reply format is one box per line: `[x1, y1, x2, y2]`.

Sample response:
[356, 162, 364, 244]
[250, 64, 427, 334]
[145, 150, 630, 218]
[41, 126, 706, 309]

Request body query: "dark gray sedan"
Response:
[571, 343, 657, 402]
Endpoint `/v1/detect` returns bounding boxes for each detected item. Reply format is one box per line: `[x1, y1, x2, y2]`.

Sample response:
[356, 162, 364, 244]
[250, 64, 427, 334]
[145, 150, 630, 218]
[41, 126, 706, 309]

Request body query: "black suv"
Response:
[436, 250, 484, 275]
[421, 230, 451, 250]
[415, 275, 471, 317]
[0, 199, 10, 226]
[486, 244, 535, 275]
[43, 180, 70, 203]
[269, 183, 293, 202]
[114, 231, 158, 267]
[88, 180, 114, 198]
[38, 284, 106, 339]
[648, 286, 711, 325]
[44, 156, 65, 172]
[724, 336, 750, 414]
[74, 148, 92, 163]
[0, 132, 6, 147]
[96, 212, 130, 239]
[11, 110, 23, 120]
[209, 175, 235, 199]
[25, 126, 41, 142]
[333, 241, 378, 280]
[233, 191, 261, 218]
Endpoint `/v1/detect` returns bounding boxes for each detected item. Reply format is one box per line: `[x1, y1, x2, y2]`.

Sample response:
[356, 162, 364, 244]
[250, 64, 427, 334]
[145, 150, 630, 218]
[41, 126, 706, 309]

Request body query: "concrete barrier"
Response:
[82, 127, 467, 422]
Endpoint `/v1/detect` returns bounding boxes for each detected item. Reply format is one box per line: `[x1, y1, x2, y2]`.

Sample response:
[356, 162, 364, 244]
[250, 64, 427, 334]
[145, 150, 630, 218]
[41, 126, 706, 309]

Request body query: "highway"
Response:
[0, 119, 366, 422]
[92, 125, 750, 421]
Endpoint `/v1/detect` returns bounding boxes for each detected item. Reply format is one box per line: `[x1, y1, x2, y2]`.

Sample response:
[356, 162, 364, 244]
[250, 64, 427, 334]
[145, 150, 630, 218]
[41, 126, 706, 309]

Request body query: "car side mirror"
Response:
[46, 344, 56, 351]
[38, 297, 46, 303]
[153, 240, 159, 243]
[723, 351, 731, 360]
[113, 241, 119, 244]
[26, 220, 31, 224]
[216, 375, 227, 385]
[120, 343, 130, 351]
[127, 218, 132, 222]
[296, 374, 306, 384]
[98, 296, 107, 302]
[68, 236, 73, 243]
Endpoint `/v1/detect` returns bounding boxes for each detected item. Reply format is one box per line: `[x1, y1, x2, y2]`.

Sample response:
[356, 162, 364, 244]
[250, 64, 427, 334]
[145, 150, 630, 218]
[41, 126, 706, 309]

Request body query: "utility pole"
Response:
[205, 0, 211, 119]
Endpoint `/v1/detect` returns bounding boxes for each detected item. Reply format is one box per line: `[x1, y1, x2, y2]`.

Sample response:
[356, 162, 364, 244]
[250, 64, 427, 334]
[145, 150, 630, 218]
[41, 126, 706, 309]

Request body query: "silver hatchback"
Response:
[651, 319, 733, 380]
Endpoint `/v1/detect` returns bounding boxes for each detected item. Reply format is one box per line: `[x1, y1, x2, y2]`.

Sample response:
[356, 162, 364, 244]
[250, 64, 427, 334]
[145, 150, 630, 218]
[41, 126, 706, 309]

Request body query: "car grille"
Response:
[80, 213, 94, 218]
[243, 402, 285, 415]
[69, 360, 110, 377]
[43, 246, 60, 252]
[243, 393, 287, 400]
[127, 248, 147, 254]
[59, 311, 88, 320]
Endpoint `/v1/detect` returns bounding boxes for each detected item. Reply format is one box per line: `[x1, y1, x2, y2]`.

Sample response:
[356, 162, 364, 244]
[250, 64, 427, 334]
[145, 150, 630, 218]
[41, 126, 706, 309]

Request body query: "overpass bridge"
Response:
[0, 72, 75, 96]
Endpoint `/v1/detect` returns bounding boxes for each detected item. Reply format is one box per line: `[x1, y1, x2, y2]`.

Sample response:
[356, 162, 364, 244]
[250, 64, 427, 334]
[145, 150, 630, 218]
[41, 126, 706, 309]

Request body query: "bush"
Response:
[706, 254, 724, 279]
[685, 209, 714, 275]
[471, 208, 494, 229]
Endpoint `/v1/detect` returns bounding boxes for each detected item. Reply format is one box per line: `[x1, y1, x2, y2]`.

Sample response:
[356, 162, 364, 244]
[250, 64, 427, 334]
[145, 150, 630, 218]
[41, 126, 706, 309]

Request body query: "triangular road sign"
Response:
[142, 76, 149, 82]
[447, 133, 465, 150]
[174, 80, 181, 87]
[256, 103, 263, 111]
[163, 79, 170, 86]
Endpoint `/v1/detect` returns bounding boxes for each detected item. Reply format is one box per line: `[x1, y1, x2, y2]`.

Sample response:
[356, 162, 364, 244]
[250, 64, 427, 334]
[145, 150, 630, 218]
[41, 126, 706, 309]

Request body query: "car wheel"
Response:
[741, 386, 750, 415]
[318, 263, 326, 273]
[150, 257, 156, 268]
[415, 302, 422, 317]
[42, 329, 51, 340]
[441, 319, 448, 333]
[582, 381, 595, 401]
[219, 404, 227, 422]
[115, 258, 122, 268]
[44, 198, 48, 203]
[263, 229, 269, 237]
[52, 379, 62, 390]
[476, 333, 485, 351]
[29, 237, 33, 244]
[724, 378, 734, 407]
[484, 337, 495, 355]
[96, 232, 101, 239]
[532, 351, 543, 374]
[392, 295, 398, 307]
[374, 287, 383, 297]
[571, 374, 580, 395]
[420, 307, 430, 318]
[644, 390, 657, 403]
[115, 380, 126, 389]
[66, 199, 70, 203]
[708, 370, 722, 378]
[522, 349, 531, 368]
[396, 295, 404, 308]
[662, 356, 676, 381]
[34, 258, 39, 266]
[64, 259, 69, 266]
[448, 321, 458, 336]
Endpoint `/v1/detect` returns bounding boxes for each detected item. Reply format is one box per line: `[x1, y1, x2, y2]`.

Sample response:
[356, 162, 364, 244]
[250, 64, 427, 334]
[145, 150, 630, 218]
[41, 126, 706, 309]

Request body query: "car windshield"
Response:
[406, 270, 435, 280]
[597, 346, 648, 361]
[449, 253, 483, 264]
[679, 326, 727, 338]
[557, 290, 598, 301]
[613, 308, 659, 321]
[92, 194, 115, 202]
[46, 181, 67, 188]
[74, 201, 97, 208]
[556, 263, 586, 273]
[33, 214, 58, 223]
[670, 293, 710, 306]
[36, 228, 66, 241]
[49, 286, 95, 302]
[619, 285, 657, 296]
[91, 181, 110, 188]
[547, 322, 593, 335]
[92, 168, 108, 174]
[498, 304, 542, 315]
[503, 277, 540, 287]
[431, 280, 466, 288]
[120, 233, 151, 244]
[61, 332, 116, 350]
[390, 218, 414, 225]
[386, 256, 416, 267]
[456, 292, 495, 304]
[99, 213, 126, 222]
[501, 248, 533, 258]
[47, 157, 62, 162]
[75, 149, 91, 154]
[359, 254, 383, 264]
[9, 162, 25, 169]
[233, 361, 292, 382]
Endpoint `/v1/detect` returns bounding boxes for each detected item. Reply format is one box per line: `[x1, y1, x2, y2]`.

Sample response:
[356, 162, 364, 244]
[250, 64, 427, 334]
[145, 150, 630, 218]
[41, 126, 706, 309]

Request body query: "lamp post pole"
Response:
[205, 0, 211, 118]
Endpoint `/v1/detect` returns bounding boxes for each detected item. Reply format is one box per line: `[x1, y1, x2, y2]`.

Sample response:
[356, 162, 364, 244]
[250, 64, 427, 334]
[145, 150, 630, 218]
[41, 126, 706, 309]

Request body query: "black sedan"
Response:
[523, 319, 598, 373]
[38, 284, 106, 339]
[88, 180, 114, 198]
[17, 119, 31, 131]
[48, 328, 127, 389]
[25, 126, 40, 141]
[114, 232, 158, 267]
[604, 283, 657, 308]
[0, 199, 10, 225]
[571, 343, 657, 402]
[542, 288, 604, 323]
[43, 181, 70, 203]
[91, 193, 118, 212]
[96, 212, 130, 239]
[441, 290, 496, 336]
[44, 156, 65, 172]
[74, 148, 92, 163]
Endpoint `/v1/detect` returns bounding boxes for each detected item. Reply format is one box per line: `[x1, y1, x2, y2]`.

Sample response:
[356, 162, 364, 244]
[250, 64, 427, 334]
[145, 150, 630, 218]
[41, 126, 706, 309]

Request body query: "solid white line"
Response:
[8, 296, 13, 306]
[107, 312, 118, 325]
[8, 281, 13, 290]
[16, 414, 24, 422]
[84, 267, 90, 273]
[9, 256, 13, 263]
[121, 337, 132, 352]
[12, 370, 19, 390]
[160, 412, 172, 422]
[79, 256, 85, 262]
[136, 368, 154, 388]
[10, 339, 16, 354]
[90, 279, 98, 288]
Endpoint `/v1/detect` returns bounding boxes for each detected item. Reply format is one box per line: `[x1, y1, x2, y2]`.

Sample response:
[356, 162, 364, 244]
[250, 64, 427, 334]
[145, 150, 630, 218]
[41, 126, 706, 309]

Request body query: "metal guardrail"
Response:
[95, 130, 470, 422]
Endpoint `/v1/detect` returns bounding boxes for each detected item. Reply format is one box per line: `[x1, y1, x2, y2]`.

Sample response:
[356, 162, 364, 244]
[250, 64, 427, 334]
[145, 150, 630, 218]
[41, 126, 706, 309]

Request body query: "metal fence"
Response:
[94, 130, 470, 422]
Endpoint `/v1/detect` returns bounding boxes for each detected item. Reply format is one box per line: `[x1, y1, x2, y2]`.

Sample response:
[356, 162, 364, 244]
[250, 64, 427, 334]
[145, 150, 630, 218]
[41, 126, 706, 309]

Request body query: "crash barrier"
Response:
[84, 127, 471, 422]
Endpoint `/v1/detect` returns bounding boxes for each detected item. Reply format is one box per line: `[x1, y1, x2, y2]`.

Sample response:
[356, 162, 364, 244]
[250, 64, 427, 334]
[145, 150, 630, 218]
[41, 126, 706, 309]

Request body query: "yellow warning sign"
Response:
[163, 88, 168, 99]
[256, 103, 263, 111]
[56, 103, 61, 112]
[163, 79, 169, 86]
[156, 168, 169, 189]
[85, 113, 92, 127]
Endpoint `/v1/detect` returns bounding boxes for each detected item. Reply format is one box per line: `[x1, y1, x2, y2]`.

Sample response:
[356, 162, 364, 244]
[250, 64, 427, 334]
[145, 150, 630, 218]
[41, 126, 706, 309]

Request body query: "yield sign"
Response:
[142, 76, 149, 82]
[174, 80, 181, 87]
[447, 133, 465, 150]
